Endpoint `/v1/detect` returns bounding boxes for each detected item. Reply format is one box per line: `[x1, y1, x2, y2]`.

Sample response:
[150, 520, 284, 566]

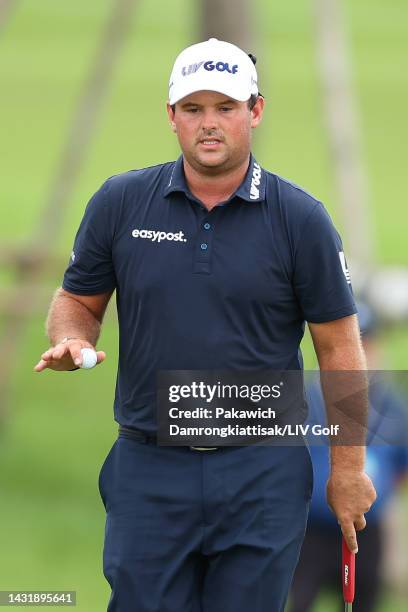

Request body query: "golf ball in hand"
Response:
[80, 348, 98, 369]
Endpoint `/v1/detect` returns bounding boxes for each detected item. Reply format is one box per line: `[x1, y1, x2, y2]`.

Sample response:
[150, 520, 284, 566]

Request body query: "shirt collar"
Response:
[163, 153, 266, 204]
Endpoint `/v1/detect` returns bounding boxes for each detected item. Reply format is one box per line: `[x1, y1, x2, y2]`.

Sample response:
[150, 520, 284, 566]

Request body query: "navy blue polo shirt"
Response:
[62, 154, 356, 432]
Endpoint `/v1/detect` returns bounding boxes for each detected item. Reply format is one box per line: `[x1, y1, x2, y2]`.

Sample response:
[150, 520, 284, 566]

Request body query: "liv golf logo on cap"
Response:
[181, 61, 239, 76]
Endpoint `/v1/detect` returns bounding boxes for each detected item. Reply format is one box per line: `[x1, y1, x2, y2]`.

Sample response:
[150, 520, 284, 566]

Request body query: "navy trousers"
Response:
[98, 435, 313, 612]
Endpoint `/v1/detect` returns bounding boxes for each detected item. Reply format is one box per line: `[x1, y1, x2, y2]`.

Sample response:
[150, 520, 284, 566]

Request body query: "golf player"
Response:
[34, 39, 376, 612]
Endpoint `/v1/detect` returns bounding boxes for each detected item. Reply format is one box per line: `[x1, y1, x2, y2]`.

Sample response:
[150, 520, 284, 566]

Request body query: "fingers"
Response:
[39, 349, 54, 362]
[326, 472, 377, 551]
[34, 342, 106, 372]
[68, 343, 102, 367]
[69, 342, 86, 367]
[354, 515, 367, 531]
[49, 343, 69, 360]
[39, 344, 69, 362]
[341, 522, 358, 554]
[340, 514, 366, 553]
[369, 482, 377, 505]
[34, 359, 49, 372]
[34, 354, 66, 372]
[96, 351, 106, 364]
[34, 342, 71, 372]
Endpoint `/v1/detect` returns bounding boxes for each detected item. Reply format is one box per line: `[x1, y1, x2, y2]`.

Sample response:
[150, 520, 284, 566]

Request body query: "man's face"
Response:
[166, 91, 264, 175]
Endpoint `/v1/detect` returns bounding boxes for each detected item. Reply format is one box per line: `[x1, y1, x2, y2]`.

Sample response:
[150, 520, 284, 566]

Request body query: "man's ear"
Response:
[166, 102, 177, 133]
[250, 96, 265, 129]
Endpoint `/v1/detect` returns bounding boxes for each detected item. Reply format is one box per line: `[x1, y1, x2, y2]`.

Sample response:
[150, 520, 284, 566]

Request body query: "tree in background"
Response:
[200, 0, 252, 50]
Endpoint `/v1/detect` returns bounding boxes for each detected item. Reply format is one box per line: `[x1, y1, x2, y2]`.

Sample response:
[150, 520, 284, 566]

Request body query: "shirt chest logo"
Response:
[132, 228, 187, 243]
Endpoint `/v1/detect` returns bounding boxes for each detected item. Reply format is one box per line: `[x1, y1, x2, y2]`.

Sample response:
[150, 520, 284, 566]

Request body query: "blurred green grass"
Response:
[0, 0, 407, 610]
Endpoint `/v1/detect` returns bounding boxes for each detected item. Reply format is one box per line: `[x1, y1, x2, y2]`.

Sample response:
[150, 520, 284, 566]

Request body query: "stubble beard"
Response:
[187, 142, 250, 177]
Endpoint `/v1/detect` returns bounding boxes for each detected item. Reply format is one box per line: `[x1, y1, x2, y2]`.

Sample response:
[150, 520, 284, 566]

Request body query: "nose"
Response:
[200, 108, 218, 132]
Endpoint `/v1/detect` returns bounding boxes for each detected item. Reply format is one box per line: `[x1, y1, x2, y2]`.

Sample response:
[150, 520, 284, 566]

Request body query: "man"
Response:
[34, 38, 376, 612]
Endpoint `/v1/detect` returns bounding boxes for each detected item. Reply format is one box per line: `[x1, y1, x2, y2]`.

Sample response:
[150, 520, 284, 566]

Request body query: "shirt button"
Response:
[203, 223, 211, 230]
[200, 243, 208, 250]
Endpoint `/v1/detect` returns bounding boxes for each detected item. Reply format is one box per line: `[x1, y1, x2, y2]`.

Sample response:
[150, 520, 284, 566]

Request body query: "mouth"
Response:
[198, 139, 223, 148]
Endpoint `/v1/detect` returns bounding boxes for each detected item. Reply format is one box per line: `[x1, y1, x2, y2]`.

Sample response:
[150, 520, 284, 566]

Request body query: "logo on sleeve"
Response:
[250, 163, 262, 199]
[339, 251, 351, 284]
[70, 250, 75, 262]
[132, 229, 187, 244]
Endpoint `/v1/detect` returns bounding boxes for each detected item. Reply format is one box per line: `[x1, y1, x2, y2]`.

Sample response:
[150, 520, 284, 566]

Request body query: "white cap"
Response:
[168, 38, 259, 105]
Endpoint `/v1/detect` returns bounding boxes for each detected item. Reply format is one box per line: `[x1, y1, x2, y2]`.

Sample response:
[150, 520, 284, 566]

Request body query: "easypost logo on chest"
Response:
[181, 60, 239, 77]
[250, 162, 262, 199]
[131, 228, 187, 244]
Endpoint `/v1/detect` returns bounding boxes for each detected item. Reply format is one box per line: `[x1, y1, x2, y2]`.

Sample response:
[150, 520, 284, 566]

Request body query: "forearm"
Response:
[318, 344, 368, 473]
[46, 289, 101, 347]
[317, 335, 367, 371]
[309, 317, 377, 549]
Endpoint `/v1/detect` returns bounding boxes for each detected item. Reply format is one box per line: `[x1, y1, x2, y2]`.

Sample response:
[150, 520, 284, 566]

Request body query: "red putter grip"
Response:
[342, 536, 356, 603]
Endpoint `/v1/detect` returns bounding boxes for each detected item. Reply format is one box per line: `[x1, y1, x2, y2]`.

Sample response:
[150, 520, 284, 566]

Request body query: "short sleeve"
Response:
[293, 202, 356, 323]
[62, 182, 116, 294]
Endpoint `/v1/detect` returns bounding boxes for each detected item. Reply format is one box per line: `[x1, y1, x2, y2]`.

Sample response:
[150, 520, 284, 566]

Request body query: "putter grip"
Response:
[342, 536, 356, 603]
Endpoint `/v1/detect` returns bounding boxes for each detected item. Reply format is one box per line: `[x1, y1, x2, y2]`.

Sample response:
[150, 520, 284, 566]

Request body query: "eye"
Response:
[186, 108, 200, 113]
[219, 106, 233, 112]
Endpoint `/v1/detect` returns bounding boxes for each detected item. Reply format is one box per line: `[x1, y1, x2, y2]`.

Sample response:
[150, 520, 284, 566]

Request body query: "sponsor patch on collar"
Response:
[250, 162, 262, 199]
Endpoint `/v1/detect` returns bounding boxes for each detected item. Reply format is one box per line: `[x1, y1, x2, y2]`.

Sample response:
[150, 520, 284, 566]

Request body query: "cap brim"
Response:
[169, 71, 254, 105]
